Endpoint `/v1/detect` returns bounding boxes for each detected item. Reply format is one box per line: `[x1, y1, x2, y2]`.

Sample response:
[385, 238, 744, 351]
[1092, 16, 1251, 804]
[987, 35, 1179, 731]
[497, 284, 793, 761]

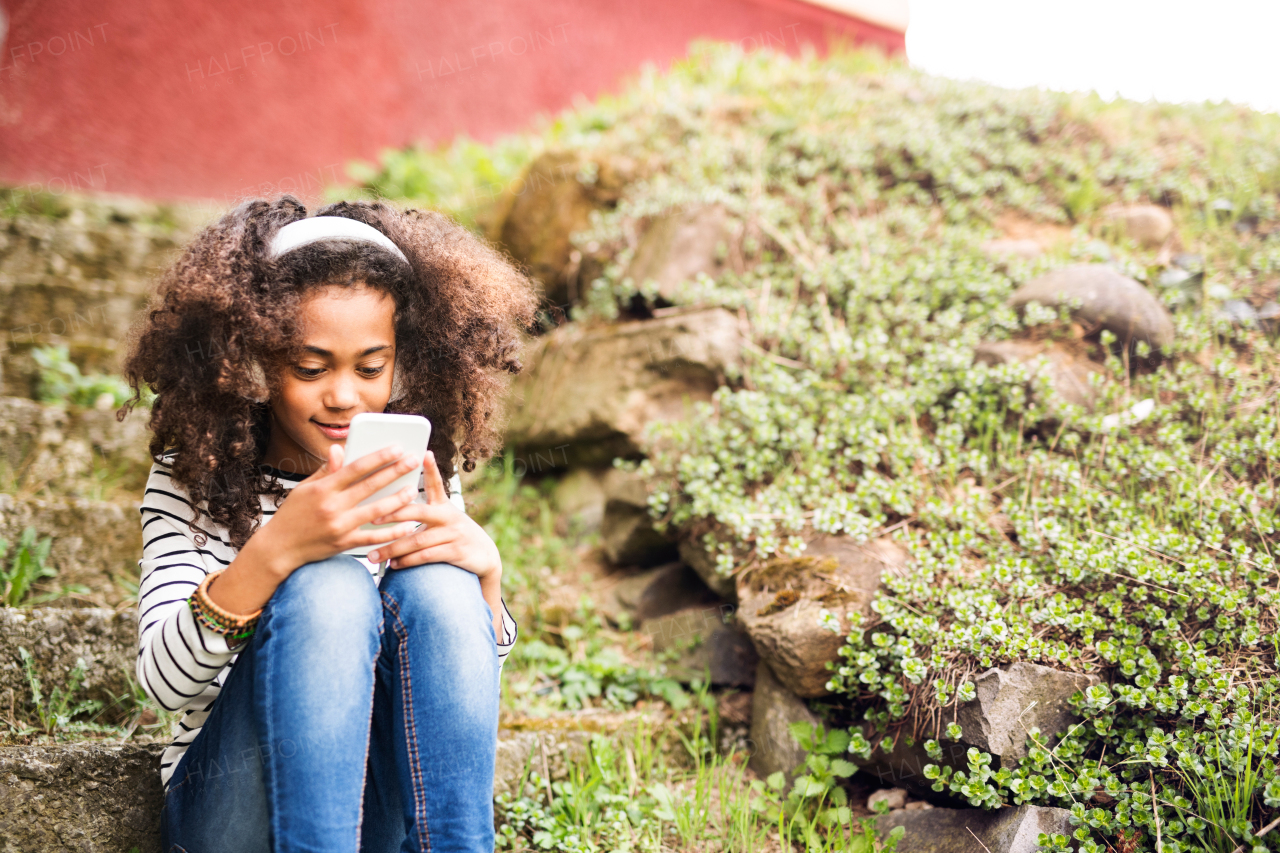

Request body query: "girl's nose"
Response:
[324, 375, 359, 409]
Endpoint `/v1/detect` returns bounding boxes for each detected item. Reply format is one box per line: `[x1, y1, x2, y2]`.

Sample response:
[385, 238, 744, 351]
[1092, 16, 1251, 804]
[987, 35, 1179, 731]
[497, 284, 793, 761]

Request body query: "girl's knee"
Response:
[270, 556, 381, 633]
[381, 562, 490, 637]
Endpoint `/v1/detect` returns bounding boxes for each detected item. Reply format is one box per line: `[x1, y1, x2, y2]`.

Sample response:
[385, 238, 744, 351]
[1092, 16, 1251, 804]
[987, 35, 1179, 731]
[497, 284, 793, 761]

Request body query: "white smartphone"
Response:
[342, 413, 432, 553]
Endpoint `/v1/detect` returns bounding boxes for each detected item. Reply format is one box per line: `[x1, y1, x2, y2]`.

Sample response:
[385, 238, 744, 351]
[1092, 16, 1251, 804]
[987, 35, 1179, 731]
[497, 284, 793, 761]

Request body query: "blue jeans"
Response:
[160, 557, 500, 853]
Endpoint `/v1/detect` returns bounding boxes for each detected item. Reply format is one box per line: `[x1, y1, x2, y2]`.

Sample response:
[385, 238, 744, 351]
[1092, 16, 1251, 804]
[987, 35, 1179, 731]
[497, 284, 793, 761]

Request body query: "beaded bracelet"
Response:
[189, 570, 262, 643]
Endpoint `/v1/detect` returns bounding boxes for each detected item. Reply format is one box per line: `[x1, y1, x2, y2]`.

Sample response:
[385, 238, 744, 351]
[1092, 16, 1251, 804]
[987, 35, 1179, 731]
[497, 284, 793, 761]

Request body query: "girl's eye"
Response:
[359, 366, 386, 378]
[295, 366, 325, 378]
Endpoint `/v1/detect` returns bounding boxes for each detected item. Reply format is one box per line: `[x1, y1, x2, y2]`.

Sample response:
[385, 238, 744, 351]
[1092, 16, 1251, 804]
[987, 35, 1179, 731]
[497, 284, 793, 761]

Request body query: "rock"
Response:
[494, 710, 662, 797]
[601, 468, 677, 567]
[597, 562, 722, 627]
[0, 396, 151, 496]
[876, 804, 1077, 852]
[624, 205, 730, 302]
[494, 729, 594, 798]
[633, 563, 722, 622]
[505, 308, 743, 467]
[736, 536, 908, 698]
[903, 800, 934, 811]
[1105, 204, 1174, 248]
[956, 662, 1097, 766]
[980, 238, 1043, 260]
[748, 660, 819, 781]
[0, 741, 167, 852]
[1009, 264, 1175, 350]
[0, 495, 140, 608]
[677, 535, 737, 600]
[493, 150, 634, 307]
[974, 340, 1104, 411]
[856, 663, 1097, 797]
[596, 563, 673, 625]
[551, 468, 607, 533]
[868, 787, 908, 811]
[645, 605, 758, 687]
[0, 607, 137, 725]
[1219, 299, 1258, 326]
[1218, 299, 1280, 331]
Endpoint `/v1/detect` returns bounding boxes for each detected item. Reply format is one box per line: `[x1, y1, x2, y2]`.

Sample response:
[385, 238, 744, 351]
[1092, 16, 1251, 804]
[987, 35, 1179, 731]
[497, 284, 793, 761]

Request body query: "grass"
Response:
[0, 527, 55, 607]
[1174, 722, 1280, 852]
[496, 684, 897, 852]
[8, 648, 114, 739]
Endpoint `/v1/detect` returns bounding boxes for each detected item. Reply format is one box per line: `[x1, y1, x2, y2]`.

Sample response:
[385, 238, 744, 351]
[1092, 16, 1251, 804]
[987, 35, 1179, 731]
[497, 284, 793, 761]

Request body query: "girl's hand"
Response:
[365, 451, 501, 581]
[259, 444, 424, 577]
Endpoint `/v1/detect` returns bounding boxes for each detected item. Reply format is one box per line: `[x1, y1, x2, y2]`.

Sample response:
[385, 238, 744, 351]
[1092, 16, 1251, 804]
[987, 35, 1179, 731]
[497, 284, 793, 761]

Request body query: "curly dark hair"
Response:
[119, 195, 539, 549]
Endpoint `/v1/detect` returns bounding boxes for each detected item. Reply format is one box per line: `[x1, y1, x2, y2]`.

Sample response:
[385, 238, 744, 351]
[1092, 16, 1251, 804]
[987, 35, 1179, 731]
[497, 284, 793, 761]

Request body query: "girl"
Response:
[121, 195, 539, 852]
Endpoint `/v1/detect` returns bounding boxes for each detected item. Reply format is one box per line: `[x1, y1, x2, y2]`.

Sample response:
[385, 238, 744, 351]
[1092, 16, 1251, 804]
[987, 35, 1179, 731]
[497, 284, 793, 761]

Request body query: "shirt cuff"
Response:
[496, 596, 517, 661]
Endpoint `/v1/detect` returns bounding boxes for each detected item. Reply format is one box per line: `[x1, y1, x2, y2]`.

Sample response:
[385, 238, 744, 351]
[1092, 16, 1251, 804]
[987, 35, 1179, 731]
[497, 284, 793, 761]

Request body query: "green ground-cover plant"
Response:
[747, 721, 902, 853]
[340, 135, 538, 229]
[31, 344, 141, 409]
[358, 41, 1280, 852]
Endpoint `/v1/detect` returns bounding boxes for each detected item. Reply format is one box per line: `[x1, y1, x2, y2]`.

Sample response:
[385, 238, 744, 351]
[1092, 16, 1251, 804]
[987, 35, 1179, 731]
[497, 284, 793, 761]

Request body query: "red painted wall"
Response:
[0, 0, 902, 204]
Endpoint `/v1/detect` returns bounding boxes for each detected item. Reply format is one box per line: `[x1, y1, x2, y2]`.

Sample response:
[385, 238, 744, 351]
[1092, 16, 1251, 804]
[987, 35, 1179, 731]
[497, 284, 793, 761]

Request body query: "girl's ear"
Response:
[242, 357, 270, 403]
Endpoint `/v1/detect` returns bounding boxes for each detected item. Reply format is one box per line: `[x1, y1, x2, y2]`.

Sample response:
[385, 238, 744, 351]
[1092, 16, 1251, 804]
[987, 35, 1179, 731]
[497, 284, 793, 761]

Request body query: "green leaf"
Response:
[830, 758, 857, 778]
[824, 728, 852, 754]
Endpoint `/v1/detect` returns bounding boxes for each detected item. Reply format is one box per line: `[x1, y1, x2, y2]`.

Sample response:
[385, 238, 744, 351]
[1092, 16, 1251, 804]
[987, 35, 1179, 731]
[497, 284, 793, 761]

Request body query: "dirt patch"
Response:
[994, 212, 1073, 248]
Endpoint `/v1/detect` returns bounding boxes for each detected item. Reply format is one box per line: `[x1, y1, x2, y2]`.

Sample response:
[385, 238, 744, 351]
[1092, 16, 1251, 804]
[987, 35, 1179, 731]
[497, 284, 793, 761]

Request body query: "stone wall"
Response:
[0, 191, 206, 398]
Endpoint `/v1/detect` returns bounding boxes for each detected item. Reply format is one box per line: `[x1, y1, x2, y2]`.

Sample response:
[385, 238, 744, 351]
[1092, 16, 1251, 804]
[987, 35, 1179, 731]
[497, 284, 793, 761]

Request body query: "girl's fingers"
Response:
[331, 445, 410, 490]
[422, 451, 450, 505]
[341, 452, 421, 506]
[352, 521, 419, 550]
[371, 501, 452, 527]
[387, 547, 451, 570]
[351, 486, 420, 527]
[369, 525, 453, 564]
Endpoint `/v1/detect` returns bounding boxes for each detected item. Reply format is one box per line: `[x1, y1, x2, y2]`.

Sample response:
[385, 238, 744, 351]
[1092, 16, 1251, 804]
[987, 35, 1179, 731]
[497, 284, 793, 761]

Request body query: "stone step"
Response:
[0, 711, 660, 853]
[0, 395, 151, 499]
[0, 740, 167, 853]
[0, 607, 137, 724]
[0, 191, 206, 398]
[0, 495, 141, 609]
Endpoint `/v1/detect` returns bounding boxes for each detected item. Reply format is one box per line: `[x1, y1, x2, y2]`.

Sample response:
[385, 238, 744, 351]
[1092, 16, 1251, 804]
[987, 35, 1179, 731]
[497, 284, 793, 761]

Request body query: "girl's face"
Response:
[261, 284, 397, 474]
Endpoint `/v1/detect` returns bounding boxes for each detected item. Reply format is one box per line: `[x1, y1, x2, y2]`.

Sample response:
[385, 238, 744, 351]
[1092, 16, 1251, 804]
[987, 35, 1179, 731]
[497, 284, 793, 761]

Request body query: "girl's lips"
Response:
[313, 420, 350, 440]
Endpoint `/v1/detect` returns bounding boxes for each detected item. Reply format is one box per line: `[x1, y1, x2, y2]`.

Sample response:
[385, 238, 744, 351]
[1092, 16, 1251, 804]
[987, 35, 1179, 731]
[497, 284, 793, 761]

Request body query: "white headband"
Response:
[268, 216, 410, 265]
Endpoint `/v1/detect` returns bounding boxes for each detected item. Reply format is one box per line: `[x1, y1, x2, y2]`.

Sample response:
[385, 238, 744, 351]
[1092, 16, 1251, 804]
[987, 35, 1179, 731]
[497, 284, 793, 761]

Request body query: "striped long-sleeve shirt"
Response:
[136, 454, 517, 792]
